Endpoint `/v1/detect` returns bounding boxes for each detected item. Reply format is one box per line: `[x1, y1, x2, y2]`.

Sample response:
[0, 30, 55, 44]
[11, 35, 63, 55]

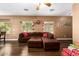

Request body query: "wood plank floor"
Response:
[0, 40, 72, 56]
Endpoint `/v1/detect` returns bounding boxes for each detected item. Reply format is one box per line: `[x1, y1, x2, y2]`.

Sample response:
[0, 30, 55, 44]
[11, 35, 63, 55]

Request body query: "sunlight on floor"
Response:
[0, 43, 12, 56]
[21, 46, 28, 56]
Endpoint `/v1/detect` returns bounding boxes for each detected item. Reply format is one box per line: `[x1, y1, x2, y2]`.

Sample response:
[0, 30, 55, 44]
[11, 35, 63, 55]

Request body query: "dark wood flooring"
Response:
[0, 40, 72, 56]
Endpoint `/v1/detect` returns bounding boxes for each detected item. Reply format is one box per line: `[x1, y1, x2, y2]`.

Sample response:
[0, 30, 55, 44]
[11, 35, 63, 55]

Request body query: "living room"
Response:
[0, 2, 78, 56]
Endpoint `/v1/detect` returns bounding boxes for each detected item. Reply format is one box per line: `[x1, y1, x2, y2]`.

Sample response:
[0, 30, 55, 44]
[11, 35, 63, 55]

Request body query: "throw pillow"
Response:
[22, 32, 29, 38]
[43, 33, 48, 38]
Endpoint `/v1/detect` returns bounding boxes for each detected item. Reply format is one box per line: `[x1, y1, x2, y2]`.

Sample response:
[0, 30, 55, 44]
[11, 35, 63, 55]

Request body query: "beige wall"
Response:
[54, 16, 72, 38]
[0, 16, 72, 39]
[73, 4, 79, 46]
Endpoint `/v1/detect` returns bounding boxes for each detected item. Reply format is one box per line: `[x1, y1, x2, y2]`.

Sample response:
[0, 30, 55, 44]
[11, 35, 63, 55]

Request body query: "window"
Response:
[43, 21, 54, 33]
[21, 21, 33, 32]
[0, 22, 11, 34]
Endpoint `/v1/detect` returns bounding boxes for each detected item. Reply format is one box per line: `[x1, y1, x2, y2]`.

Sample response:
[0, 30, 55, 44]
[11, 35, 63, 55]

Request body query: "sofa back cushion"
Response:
[43, 32, 55, 39]
[30, 32, 43, 37]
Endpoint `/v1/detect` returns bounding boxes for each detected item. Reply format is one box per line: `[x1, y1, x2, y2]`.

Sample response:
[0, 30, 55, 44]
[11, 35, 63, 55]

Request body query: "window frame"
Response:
[21, 21, 33, 32]
[0, 21, 12, 34]
[43, 21, 54, 33]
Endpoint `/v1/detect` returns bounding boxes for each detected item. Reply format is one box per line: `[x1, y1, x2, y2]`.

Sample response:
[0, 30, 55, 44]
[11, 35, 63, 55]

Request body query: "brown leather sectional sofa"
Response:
[18, 32, 60, 50]
[18, 32, 54, 43]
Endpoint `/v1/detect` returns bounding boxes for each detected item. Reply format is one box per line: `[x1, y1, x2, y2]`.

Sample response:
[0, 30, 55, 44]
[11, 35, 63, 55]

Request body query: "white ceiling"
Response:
[0, 3, 72, 16]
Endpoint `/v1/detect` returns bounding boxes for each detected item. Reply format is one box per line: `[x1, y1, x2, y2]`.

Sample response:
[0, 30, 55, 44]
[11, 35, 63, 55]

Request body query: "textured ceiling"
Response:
[0, 3, 72, 16]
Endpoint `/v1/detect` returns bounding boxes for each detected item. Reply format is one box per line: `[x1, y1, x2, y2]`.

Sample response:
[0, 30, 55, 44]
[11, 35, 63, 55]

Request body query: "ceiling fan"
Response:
[36, 3, 52, 10]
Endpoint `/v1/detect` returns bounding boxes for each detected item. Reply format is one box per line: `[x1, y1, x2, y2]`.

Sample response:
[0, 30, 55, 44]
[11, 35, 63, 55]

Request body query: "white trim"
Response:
[6, 39, 18, 41]
[56, 38, 72, 40]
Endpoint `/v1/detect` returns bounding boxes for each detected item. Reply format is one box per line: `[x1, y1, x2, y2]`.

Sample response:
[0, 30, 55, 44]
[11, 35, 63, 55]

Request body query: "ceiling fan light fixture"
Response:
[36, 3, 41, 10]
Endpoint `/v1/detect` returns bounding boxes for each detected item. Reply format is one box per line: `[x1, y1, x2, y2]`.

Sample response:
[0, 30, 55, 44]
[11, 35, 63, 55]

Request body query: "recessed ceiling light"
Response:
[24, 9, 29, 11]
[49, 9, 54, 11]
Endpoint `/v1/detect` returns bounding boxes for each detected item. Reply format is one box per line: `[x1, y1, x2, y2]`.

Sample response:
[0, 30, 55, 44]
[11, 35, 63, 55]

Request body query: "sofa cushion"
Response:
[28, 38, 43, 48]
[42, 38, 60, 50]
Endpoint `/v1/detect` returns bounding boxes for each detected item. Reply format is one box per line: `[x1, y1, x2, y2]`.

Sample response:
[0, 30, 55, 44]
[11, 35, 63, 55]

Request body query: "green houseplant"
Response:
[0, 22, 11, 33]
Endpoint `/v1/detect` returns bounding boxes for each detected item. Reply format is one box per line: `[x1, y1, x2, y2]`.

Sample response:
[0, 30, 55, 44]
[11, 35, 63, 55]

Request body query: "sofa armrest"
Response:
[18, 33, 30, 43]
